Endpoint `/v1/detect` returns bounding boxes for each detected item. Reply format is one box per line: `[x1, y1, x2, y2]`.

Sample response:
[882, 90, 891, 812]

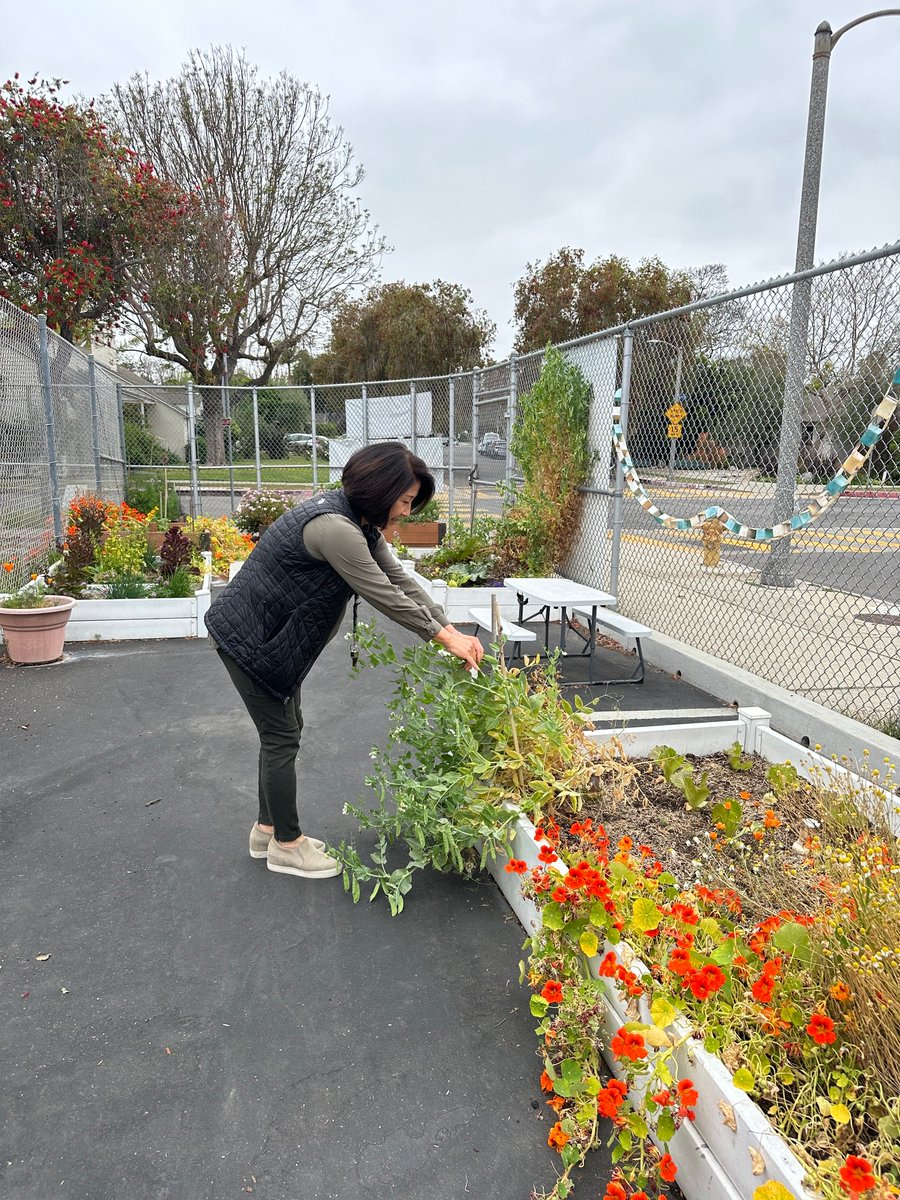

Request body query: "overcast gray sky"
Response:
[5, 0, 899, 356]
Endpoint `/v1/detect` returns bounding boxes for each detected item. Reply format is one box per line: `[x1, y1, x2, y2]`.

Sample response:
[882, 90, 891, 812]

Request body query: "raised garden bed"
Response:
[406, 567, 520, 623]
[489, 707, 896, 1200]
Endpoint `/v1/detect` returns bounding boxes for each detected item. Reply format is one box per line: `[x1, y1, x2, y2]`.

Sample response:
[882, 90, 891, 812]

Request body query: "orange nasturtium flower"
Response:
[2, 561, 13, 572]
[830, 981, 851, 1002]
[547, 1122, 569, 1150]
[658, 1152, 678, 1182]
[763, 809, 782, 829]
[806, 1012, 837, 1045]
[610, 1027, 648, 1062]
[686, 963, 726, 999]
[541, 980, 564, 1004]
[839, 1154, 878, 1195]
[540, 1070, 554, 1092]
[504, 858, 527, 874]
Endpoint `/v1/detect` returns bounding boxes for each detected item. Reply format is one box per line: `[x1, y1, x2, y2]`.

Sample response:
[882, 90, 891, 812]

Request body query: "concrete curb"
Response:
[637, 629, 900, 766]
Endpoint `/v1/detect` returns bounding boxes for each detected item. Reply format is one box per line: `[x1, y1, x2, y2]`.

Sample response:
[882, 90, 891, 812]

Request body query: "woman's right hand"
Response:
[433, 625, 484, 672]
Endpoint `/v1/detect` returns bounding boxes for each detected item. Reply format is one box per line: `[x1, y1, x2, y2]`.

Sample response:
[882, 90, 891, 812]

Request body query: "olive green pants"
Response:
[217, 649, 304, 842]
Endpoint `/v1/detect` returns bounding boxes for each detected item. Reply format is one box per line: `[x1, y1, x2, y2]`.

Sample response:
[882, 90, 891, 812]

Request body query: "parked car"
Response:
[284, 433, 329, 459]
[483, 438, 508, 459]
[478, 432, 502, 454]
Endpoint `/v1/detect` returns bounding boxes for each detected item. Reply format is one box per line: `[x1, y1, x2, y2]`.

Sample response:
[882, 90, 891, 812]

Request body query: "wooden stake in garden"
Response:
[491, 593, 526, 793]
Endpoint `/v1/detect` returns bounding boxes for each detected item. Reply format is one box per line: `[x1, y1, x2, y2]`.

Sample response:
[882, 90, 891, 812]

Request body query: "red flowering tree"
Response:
[0, 74, 187, 344]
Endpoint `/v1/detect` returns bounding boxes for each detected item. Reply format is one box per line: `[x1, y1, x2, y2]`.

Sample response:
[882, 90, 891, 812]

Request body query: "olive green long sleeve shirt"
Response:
[302, 513, 450, 642]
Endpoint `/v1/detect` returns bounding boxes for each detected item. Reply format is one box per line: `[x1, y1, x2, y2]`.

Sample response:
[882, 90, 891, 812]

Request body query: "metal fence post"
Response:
[410, 381, 417, 454]
[361, 382, 369, 445]
[222, 375, 235, 514]
[87, 353, 103, 495]
[608, 328, 634, 601]
[186, 382, 201, 520]
[470, 369, 480, 529]
[252, 386, 262, 489]
[506, 352, 518, 489]
[37, 315, 63, 543]
[115, 383, 127, 500]
[310, 385, 319, 490]
[448, 374, 456, 522]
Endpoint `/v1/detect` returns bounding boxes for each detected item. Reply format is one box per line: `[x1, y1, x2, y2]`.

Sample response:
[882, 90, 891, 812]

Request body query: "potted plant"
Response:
[233, 488, 296, 540]
[0, 571, 76, 664]
[384, 497, 446, 548]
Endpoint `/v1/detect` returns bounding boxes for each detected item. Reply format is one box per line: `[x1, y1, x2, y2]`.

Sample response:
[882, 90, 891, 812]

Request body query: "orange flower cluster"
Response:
[596, 1077, 628, 1119]
[609, 1027, 647, 1063]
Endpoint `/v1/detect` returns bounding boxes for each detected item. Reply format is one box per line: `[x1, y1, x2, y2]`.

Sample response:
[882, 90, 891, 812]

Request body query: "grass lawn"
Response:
[131, 460, 323, 486]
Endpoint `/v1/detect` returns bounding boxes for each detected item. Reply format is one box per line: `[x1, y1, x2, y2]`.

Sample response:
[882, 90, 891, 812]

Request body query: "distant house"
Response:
[113, 365, 189, 460]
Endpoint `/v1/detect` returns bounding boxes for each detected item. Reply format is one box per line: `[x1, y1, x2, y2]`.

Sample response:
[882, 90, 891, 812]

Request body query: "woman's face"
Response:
[384, 486, 420, 527]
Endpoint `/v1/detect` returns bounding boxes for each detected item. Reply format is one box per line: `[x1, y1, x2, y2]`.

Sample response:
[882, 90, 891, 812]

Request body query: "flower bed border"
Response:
[0, 560, 215, 647]
[406, 568, 521, 624]
[487, 706, 891, 1200]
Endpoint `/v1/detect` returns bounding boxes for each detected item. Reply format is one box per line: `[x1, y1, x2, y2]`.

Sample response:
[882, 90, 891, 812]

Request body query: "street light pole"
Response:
[761, 11, 900, 587]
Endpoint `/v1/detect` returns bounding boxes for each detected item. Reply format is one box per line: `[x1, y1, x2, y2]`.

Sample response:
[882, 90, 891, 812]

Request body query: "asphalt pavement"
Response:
[5, 608, 708, 1200]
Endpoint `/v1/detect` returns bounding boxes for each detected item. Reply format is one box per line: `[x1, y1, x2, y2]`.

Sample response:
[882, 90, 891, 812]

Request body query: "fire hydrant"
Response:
[701, 518, 725, 567]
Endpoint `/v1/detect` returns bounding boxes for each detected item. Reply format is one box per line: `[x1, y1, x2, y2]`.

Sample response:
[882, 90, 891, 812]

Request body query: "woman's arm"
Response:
[303, 515, 483, 669]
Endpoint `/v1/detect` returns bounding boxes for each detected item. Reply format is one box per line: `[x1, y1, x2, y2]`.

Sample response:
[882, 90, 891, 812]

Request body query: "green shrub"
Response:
[153, 565, 196, 598]
[126, 472, 182, 520]
[123, 421, 175, 467]
[105, 572, 148, 599]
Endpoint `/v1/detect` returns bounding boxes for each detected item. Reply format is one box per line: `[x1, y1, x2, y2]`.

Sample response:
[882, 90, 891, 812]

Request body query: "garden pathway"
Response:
[0, 615, 724, 1199]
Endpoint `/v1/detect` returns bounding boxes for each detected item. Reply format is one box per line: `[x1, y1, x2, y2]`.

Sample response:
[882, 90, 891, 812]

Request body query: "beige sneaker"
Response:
[266, 837, 342, 879]
[249, 824, 325, 859]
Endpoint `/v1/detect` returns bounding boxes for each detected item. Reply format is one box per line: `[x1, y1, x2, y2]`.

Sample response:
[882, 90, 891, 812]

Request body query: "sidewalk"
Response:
[616, 543, 900, 719]
[3, 620, 665, 1200]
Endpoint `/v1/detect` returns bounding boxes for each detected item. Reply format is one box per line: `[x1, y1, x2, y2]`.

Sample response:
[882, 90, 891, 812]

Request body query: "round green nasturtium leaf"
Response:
[579, 929, 599, 957]
[631, 897, 662, 932]
[732, 1067, 755, 1092]
[650, 994, 677, 1029]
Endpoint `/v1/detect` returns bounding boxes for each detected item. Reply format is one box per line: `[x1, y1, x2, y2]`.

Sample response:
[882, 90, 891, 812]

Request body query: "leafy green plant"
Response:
[766, 761, 800, 797]
[679, 769, 710, 810]
[153, 565, 196, 598]
[649, 745, 688, 786]
[502, 345, 593, 575]
[727, 740, 754, 771]
[0, 577, 60, 608]
[125, 470, 181, 519]
[104, 572, 148, 599]
[335, 621, 622, 914]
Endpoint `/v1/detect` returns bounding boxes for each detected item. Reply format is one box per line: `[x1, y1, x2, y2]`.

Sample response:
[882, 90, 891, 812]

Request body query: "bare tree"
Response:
[108, 47, 386, 462]
[685, 263, 750, 360]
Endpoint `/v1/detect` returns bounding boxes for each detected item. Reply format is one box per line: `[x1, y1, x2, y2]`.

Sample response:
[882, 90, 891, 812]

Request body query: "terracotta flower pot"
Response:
[0, 596, 77, 664]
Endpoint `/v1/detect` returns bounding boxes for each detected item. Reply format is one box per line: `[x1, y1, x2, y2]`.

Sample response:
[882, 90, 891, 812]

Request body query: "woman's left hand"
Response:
[433, 626, 484, 671]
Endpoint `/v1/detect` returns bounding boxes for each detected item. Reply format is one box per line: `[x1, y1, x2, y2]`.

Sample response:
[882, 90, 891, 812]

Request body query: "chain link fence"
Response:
[0, 297, 126, 584]
[2, 246, 897, 727]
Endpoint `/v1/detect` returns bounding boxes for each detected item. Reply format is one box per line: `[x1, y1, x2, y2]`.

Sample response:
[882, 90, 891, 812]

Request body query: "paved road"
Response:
[181, 452, 899, 604]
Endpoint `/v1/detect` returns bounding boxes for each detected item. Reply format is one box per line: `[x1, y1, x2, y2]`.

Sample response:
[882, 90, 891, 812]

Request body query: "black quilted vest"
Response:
[205, 489, 381, 701]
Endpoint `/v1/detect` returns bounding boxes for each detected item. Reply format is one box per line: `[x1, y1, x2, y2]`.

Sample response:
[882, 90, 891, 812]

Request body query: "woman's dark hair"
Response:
[341, 442, 435, 528]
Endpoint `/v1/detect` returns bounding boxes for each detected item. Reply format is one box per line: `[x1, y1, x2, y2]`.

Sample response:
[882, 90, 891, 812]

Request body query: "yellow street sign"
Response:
[666, 402, 687, 422]
[667, 422, 683, 439]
